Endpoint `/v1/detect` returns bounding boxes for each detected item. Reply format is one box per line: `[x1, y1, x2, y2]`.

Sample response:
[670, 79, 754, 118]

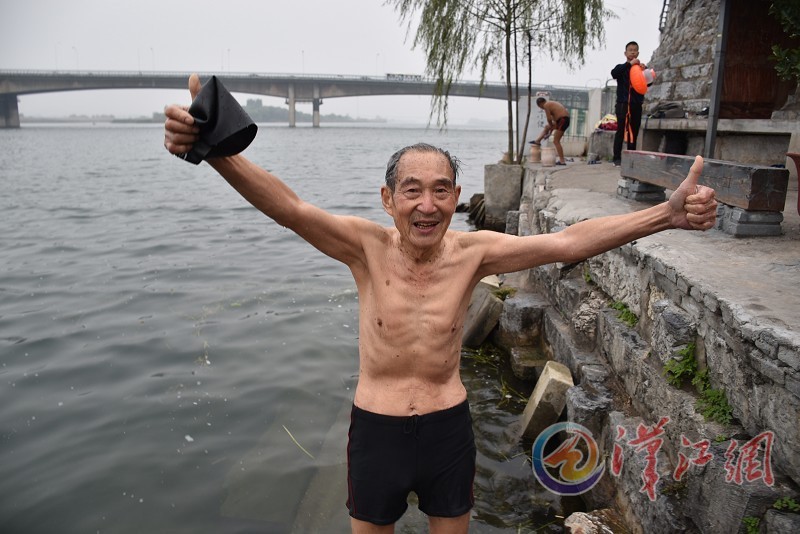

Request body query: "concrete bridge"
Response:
[0, 70, 590, 128]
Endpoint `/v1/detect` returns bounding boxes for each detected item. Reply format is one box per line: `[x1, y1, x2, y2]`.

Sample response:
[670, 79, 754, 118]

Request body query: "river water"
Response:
[0, 123, 563, 533]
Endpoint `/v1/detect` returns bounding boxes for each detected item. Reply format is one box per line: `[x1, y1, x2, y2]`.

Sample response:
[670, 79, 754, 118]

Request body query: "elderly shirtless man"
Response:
[531, 97, 571, 165]
[164, 74, 717, 534]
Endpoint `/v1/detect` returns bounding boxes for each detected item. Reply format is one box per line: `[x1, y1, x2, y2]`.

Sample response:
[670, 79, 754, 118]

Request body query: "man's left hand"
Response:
[668, 156, 717, 231]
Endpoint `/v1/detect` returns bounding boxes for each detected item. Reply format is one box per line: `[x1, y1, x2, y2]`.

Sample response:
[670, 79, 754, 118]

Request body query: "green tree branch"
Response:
[386, 0, 612, 160]
[769, 0, 800, 82]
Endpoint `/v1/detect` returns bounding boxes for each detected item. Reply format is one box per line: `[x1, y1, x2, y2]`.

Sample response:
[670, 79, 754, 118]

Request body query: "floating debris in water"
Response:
[282, 424, 315, 459]
[184, 435, 194, 443]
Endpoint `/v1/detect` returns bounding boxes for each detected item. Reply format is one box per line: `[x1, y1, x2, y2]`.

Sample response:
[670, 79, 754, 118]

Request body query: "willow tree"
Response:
[770, 0, 800, 83]
[387, 0, 610, 160]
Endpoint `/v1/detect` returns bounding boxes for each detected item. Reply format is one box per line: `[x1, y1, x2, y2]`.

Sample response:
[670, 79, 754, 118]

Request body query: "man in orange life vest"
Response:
[612, 41, 646, 167]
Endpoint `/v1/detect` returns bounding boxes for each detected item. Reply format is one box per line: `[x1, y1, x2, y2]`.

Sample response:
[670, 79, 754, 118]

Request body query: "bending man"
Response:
[531, 97, 571, 165]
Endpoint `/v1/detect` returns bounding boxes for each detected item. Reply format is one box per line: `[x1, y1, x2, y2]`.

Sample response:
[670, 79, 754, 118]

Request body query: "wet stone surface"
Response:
[459, 344, 582, 533]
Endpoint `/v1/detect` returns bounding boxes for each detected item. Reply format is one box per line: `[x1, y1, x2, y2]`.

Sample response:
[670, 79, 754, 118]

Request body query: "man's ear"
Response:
[454, 184, 462, 204]
[381, 186, 394, 216]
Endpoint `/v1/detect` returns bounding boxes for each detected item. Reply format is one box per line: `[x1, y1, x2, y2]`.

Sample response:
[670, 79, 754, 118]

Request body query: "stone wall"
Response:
[647, 0, 718, 114]
[508, 166, 800, 532]
[647, 0, 800, 120]
[483, 163, 523, 232]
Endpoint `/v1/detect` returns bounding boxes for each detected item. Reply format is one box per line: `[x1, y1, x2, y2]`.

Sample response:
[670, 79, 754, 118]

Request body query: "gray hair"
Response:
[384, 143, 461, 191]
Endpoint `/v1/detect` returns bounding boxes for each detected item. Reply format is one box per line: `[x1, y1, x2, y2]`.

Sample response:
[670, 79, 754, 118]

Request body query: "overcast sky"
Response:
[1, 0, 664, 122]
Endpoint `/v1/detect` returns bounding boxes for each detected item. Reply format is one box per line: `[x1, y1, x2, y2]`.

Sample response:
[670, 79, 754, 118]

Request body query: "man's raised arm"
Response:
[477, 156, 717, 276]
[163, 74, 370, 265]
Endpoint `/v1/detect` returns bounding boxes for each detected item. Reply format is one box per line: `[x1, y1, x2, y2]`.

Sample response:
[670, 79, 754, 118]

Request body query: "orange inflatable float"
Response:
[630, 64, 657, 95]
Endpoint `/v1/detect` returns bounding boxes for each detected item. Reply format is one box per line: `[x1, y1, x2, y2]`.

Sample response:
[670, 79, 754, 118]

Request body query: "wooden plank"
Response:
[620, 150, 789, 211]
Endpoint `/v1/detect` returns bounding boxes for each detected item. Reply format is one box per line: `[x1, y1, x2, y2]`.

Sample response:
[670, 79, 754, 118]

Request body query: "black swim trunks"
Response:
[346, 400, 476, 525]
[555, 115, 571, 132]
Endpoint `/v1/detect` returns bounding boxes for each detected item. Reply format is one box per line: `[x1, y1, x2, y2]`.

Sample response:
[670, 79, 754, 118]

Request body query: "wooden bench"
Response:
[618, 150, 790, 236]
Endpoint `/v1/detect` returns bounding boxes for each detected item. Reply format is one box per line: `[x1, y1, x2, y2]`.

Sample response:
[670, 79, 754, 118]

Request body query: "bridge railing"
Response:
[0, 69, 387, 80]
[0, 69, 594, 133]
[0, 69, 587, 92]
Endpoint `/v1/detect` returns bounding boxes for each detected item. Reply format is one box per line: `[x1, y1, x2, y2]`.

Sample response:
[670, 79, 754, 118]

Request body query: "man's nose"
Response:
[417, 190, 437, 213]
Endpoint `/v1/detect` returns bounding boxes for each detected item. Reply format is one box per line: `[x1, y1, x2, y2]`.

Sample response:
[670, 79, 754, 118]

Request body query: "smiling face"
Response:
[381, 150, 461, 257]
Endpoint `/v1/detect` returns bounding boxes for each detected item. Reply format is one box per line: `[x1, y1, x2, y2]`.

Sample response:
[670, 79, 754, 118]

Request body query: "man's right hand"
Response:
[163, 74, 202, 155]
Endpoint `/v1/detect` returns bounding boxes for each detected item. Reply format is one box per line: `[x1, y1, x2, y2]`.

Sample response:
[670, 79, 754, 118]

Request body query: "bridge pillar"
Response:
[0, 94, 20, 128]
[312, 85, 321, 128]
[312, 99, 321, 128]
[286, 84, 296, 128]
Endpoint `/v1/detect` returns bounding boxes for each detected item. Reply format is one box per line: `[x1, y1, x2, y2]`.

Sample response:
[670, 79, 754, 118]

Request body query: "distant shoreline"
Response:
[19, 115, 388, 125]
[18, 116, 505, 128]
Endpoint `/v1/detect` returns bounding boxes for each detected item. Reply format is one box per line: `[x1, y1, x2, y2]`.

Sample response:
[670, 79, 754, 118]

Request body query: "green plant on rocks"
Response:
[663, 343, 734, 425]
[582, 264, 594, 285]
[773, 496, 800, 512]
[691, 367, 710, 391]
[697, 387, 734, 425]
[714, 433, 729, 443]
[693, 367, 734, 425]
[663, 343, 697, 388]
[492, 286, 517, 301]
[611, 300, 638, 327]
[742, 516, 760, 534]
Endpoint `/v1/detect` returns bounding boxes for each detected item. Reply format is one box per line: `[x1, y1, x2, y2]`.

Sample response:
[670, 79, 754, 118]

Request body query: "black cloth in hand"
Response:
[178, 76, 257, 165]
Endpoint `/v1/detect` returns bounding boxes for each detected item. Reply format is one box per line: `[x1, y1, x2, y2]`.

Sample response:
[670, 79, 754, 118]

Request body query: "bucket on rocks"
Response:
[541, 146, 556, 167]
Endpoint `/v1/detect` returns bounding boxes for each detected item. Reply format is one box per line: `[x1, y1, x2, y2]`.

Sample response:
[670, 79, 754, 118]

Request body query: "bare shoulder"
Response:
[294, 208, 391, 267]
[453, 228, 506, 244]
[356, 218, 397, 249]
[449, 228, 512, 256]
[448, 228, 481, 247]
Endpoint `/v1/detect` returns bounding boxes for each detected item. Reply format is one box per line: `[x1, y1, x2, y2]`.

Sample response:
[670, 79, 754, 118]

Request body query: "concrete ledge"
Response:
[588, 130, 615, 161]
[642, 117, 799, 135]
[462, 276, 503, 348]
[493, 291, 548, 348]
[484, 163, 523, 232]
[509, 346, 549, 382]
